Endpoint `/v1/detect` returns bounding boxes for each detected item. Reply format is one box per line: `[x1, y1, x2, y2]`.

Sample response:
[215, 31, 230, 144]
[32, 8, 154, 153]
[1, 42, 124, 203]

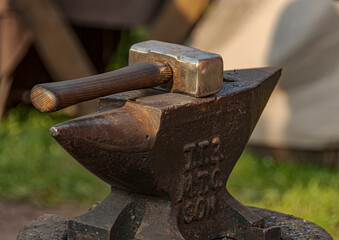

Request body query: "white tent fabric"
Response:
[189, 0, 339, 150]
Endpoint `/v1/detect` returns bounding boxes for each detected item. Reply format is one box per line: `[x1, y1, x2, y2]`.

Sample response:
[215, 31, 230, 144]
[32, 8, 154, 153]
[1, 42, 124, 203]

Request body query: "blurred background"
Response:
[0, 0, 338, 239]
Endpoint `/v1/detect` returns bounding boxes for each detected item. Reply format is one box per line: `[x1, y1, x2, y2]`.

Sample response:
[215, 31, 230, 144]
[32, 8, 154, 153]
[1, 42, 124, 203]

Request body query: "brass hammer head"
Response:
[129, 40, 223, 97]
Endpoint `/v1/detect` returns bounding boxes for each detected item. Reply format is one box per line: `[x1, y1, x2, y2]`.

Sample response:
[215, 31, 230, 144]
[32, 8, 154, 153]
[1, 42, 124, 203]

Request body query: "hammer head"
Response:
[129, 40, 223, 97]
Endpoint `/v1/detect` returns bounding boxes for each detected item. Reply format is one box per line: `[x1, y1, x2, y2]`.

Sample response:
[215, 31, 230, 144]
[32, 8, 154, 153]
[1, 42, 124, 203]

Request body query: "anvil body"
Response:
[51, 68, 281, 240]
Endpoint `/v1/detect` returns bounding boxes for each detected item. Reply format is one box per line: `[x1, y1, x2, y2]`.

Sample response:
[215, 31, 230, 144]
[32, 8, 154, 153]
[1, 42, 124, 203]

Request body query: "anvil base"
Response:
[17, 203, 332, 240]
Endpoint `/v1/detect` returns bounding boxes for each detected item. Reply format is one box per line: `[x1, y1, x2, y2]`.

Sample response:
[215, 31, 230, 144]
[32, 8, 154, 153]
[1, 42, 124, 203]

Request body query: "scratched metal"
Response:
[129, 40, 223, 97]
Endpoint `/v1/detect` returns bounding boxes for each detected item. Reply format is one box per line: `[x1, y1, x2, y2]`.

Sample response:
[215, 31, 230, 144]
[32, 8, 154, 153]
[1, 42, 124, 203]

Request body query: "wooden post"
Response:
[0, 76, 13, 119]
[11, 0, 98, 115]
[149, 0, 210, 43]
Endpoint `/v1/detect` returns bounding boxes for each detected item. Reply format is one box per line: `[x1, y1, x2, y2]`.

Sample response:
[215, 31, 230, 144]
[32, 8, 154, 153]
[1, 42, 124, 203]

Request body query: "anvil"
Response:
[48, 67, 282, 240]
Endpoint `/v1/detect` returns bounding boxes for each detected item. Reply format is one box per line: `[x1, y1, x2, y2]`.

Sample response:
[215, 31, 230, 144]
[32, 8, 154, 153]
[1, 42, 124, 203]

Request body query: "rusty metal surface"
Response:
[17, 214, 68, 240]
[249, 207, 333, 240]
[16, 206, 332, 240]
[129, 40, 223, 97]
[47, 67, 287, 239]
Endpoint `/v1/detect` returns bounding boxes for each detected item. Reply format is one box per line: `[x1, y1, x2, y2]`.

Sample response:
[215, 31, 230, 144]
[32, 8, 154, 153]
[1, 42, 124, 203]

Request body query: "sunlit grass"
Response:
[228, 152, 339, 238]
[0, 106, 109, 206]
[0, 106, 338, 238]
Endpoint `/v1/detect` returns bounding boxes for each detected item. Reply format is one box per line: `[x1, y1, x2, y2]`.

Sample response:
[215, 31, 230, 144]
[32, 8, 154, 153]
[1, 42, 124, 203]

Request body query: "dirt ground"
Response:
[0, 200, 86, 240]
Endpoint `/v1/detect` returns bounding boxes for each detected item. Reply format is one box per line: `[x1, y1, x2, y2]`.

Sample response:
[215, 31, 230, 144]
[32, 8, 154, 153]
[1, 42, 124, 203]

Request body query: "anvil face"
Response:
[51, 68, 281, 240]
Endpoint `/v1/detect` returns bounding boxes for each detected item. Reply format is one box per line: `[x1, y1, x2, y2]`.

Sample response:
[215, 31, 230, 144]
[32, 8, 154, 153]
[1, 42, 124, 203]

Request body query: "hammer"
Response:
[31, 40, 223, 112]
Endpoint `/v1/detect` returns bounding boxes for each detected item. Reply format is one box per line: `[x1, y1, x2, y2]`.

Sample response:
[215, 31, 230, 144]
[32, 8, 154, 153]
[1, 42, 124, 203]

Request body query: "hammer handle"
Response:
[31, 62, 172, 112]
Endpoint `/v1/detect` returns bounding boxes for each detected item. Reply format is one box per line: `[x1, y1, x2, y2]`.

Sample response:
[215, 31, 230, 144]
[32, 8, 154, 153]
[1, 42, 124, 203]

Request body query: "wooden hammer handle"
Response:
[30, 62, 172, 112]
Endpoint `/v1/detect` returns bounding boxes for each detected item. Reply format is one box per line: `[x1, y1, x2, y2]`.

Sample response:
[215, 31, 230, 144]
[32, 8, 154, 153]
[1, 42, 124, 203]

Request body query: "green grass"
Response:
[0, 106, 338, 238]
[0, 106, 109, 206]
[106, 27, 149, 71]
[228, 152, 339, 238]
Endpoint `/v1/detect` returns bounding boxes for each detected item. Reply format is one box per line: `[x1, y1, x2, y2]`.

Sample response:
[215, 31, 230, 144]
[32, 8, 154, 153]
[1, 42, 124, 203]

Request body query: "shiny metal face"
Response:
[129, 40, 223, 97]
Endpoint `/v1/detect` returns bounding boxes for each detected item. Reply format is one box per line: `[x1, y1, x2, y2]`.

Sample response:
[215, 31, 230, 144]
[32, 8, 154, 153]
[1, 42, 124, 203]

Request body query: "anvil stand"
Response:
[17, 68, 332, 240]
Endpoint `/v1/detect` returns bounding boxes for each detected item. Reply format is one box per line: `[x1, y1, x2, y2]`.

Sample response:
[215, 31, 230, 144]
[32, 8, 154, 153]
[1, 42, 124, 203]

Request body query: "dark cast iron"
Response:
[30, 41, 284, 239]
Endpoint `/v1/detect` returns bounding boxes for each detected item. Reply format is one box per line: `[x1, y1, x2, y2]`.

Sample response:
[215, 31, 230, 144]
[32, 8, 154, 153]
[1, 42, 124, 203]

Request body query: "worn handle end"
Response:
[31, 85, 59, 112]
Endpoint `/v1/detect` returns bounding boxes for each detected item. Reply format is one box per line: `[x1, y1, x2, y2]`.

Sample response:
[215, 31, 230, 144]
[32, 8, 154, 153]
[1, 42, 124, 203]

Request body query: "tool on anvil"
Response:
[30, 40, 223, 112]
[29, 41, 285, 240]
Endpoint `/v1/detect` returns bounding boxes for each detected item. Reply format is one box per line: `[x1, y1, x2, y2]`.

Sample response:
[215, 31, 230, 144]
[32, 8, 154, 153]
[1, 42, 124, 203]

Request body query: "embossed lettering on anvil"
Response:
[177, 137, 224, 224]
